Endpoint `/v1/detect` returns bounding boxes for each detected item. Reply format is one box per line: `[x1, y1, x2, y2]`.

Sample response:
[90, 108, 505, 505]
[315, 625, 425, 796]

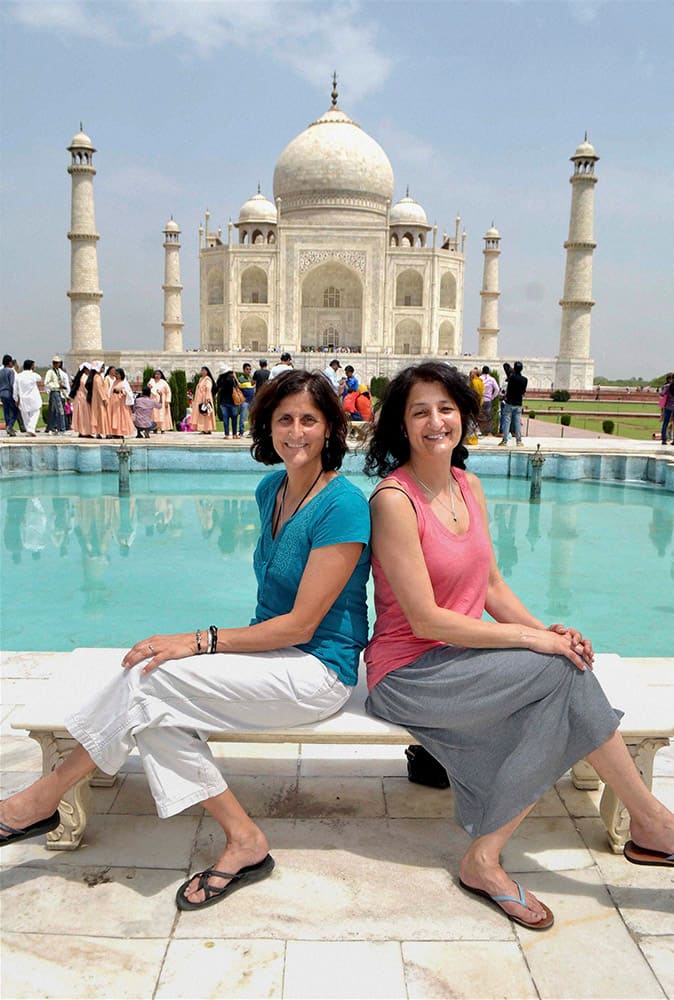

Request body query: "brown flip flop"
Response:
[459, 877, 555, 931]
[624, 840, 674, 867]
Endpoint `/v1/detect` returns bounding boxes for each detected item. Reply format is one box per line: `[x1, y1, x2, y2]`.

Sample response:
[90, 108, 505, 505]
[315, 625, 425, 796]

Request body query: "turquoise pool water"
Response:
[1, 471, 671, 655]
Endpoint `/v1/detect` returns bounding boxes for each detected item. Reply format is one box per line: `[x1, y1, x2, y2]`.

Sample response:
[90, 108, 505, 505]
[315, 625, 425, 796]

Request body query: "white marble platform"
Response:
[1, 650, 673, 999]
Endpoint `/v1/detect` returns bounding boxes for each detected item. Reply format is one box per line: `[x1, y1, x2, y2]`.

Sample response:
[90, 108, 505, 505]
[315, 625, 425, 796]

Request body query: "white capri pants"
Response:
[65, 648, 350, 818]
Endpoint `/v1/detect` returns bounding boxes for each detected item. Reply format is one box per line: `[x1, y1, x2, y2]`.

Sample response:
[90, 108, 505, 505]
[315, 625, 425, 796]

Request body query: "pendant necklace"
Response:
[410, 469, 458, 523]
[272, 469, 323, 537]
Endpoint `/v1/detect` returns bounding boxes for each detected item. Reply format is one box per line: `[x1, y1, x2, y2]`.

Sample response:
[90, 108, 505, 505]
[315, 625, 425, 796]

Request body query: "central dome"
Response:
[273, 105, 394, 216]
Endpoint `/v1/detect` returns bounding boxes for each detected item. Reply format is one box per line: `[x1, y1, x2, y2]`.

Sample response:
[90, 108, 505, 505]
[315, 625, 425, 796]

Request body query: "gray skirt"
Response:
[366, 645, 622, 838]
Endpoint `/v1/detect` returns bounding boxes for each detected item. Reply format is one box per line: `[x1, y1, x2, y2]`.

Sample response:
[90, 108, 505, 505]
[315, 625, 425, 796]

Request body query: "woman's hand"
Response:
[520, 626, 593, 672]
[122, 632, 197, 673]
[548, 623, 594, 667]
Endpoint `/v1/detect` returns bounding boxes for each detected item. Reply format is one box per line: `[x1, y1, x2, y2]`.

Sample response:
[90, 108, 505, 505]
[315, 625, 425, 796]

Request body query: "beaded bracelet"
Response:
[195, 629, 203, 654]
[208, 624, 218, 654]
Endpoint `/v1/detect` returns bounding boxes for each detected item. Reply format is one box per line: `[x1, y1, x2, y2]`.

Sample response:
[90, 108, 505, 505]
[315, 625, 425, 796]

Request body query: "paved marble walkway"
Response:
[1, 651, 673, 1000]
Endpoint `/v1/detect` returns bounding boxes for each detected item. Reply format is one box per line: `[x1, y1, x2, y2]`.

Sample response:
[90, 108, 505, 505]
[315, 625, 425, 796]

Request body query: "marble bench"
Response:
[10, 649, 673, 853]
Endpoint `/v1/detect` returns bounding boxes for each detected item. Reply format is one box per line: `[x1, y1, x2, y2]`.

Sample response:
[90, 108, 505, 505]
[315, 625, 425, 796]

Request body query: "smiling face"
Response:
[271, 389, 329, 471]
[403, 379, 464, 460]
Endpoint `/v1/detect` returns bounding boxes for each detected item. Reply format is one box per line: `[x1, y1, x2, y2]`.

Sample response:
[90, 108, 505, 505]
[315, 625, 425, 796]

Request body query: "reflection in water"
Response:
[1, 476, 672, 654]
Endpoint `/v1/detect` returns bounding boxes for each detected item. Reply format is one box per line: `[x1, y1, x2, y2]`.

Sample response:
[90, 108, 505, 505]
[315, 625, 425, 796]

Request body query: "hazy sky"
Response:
[1, 0, 672, 378]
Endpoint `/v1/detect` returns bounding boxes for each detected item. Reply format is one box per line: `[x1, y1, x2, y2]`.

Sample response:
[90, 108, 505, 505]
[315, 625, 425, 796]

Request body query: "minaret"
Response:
[558, 136, 599, 362]
[67, 126, 103, 353]
[477, 224, 501, 356]
[162, 217, 184, 352]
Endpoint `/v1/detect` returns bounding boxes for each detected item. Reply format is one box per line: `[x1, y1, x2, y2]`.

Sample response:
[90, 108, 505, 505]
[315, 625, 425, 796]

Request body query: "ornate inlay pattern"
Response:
[299, 249, 366, 274]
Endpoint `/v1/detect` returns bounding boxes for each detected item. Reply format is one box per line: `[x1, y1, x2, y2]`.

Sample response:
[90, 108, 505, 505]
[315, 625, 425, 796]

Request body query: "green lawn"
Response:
[526, 399, 662, 440]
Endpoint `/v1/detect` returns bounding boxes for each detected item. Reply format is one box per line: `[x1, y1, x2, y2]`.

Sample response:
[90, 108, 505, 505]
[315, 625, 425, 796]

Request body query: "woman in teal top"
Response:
[1, 370, 370, 915]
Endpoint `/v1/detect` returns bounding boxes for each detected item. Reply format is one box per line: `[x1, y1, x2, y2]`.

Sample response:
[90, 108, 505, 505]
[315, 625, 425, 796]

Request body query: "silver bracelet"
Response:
[195, 629, 203, 654]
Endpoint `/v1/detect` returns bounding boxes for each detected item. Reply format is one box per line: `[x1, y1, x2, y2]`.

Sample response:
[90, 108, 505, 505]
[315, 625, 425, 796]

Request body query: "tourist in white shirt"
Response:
[479, 365, 500, 435]
[323, 359, 345, 393]
[13, 360, 43, 436]
[269, 353, 294, 379]
[44, 356, 70, 434]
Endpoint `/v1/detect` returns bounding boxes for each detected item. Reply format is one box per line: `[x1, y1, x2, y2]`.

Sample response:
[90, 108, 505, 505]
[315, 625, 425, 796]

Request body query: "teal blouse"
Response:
[252, 471, 370, 685]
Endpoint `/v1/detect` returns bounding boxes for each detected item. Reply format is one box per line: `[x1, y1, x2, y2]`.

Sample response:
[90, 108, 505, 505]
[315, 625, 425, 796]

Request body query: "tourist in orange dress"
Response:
[89, 366, 111, 438]
[193, 366, 216, 434]
[69, 364, 92, 437]
[108, 368, 135, 438]
[149, 370, 172, 432]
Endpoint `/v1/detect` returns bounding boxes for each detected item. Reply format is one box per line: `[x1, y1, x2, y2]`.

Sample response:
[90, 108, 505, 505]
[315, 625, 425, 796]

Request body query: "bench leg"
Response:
[600, 737, 670, 854]
[572, 759, 601, 790]
[90, 767, 118, 788]
[29, 731, 92, 851]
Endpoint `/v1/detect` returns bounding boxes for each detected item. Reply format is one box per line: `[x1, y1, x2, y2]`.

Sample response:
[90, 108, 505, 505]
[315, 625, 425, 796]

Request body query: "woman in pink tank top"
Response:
[364, 362, 674, 933]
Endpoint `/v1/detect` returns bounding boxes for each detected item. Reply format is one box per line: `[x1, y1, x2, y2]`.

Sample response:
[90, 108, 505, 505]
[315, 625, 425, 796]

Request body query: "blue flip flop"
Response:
[459, 877, 555, 931]
[176, 854, 275, 911]
[0, 810, 61, 846]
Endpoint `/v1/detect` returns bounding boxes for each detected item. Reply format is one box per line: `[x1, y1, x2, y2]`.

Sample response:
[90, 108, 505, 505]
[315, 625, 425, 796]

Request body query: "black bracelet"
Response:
[208, 624, 218, 654]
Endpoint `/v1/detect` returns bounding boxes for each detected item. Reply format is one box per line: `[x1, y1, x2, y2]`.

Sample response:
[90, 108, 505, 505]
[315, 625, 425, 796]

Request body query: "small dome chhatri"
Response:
[238, 190, 277, 225]
[390, 191, 428, 227]
[164, 218, 180, 233]
[68, 124, 95, 151]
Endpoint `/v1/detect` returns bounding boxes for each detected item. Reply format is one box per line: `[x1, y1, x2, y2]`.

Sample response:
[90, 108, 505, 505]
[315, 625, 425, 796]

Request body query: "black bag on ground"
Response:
[405, 745, 450, 789]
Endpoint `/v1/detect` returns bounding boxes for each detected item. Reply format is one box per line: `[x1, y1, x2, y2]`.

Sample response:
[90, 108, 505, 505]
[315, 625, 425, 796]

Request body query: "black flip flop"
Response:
[176, 854, 275, 911]
[459, 877, 555, 931]
[0, 810, 61, 846]
[624, 840, 674, 868]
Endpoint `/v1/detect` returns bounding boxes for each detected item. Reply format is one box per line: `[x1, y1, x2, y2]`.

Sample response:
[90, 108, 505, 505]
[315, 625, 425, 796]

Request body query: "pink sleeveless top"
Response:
[365, 467, 492, 689]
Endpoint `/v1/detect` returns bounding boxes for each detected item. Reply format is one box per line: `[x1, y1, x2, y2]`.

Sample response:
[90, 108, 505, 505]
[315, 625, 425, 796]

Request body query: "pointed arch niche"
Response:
[395, 318, 422, 354]
[240, 266, 268, 304]
[300, 261, 362, 351]
[395, 269, 423, 307]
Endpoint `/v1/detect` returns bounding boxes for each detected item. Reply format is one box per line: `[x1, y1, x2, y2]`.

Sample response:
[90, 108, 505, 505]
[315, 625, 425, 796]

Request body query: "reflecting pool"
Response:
[1, 471, 671, 655]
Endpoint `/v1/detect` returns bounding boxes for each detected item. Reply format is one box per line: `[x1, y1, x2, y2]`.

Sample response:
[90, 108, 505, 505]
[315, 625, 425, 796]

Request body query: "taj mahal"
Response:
[65, 79, 599, 389]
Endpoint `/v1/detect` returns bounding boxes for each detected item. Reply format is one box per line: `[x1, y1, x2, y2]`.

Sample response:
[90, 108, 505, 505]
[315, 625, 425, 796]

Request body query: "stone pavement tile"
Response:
[226, 775, 299, 818]
[0, 931, 167, 999]
[502, 816, 594, 873]
[300, 743, 407, 778]
[516, 868, 665, 999]
[0, 863, 180, 937]
[383, 777, 454, 818]
[403, 940, 537, 999]
[284, 941, 406, 999]
[1, 735, 44, 769]
[156, 939, 285, 999]
[178, 817, 514, 942]
[528, 785, 569, 817]
[88, 780, 123, 814]
[108, 772, 203, 816]
[576, 818, 674, 935]
[1, 769, 41, 796]
[294, 776, 385, 818]
[555, 773, 602, 817]
[0, 813, 198, 869]
[639, 936, 674, 998]
[210, 740, 300, 777]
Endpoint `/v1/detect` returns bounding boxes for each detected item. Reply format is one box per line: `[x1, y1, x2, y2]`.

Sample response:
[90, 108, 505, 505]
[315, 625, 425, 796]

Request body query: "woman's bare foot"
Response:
[459, 851, 549, 926]
[629, 805, 674, 856]
[182, 827, 269, 905]
[0, 784, 61, 839]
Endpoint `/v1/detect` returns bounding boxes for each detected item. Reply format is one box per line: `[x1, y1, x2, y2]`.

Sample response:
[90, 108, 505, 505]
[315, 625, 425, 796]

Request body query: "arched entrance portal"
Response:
[301, 262, 362, 351]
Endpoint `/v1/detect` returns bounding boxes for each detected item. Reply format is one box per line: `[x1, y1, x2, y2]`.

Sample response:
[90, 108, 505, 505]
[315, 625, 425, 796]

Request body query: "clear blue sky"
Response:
[1, 0, 672, 378]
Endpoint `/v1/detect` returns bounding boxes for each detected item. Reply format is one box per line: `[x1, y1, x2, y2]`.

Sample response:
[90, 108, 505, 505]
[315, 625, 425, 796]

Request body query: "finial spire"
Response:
[584, 130, 588, 141]
[405, 185, 409, 198]
[331, 72, 338, 107]
[257, 181, 261, 194]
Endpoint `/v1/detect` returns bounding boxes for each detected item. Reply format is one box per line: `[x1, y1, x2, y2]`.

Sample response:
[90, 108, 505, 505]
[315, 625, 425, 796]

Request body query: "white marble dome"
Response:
[164, 218, 180, 233]
[273, 106, 394, 210]
[485, 225, 500, 238]
[238, 191, 277, 225]
[573, 138, 596, 158]
[390, 194, 428, 227]
[69, 129, 94, 149]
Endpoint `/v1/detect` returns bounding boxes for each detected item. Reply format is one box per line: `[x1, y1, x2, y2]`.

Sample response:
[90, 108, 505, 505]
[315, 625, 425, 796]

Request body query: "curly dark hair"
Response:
[364, 362, 480, 478]
[249, 369, 348, 470]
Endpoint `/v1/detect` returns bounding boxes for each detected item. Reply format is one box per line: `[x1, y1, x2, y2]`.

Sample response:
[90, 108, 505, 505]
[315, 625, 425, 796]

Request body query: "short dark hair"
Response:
[249, 369, 348, 470]
[2, 355, 12, 366]
[345, 365, 354, 374]
[481, 365, 490, 375]
[23, 359, 34, 370]
[364, 362, 479, 478]
[280, 352, 292, 362]
[513, 361, 523, 373]
[258, 359, 268, 367]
